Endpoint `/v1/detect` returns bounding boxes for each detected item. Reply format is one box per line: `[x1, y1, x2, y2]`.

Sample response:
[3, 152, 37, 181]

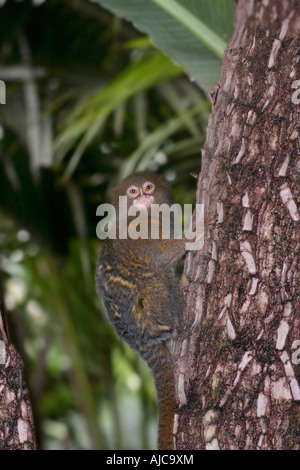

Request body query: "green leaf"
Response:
[152, 0, 226, 58]
[95, 0, 236, 91]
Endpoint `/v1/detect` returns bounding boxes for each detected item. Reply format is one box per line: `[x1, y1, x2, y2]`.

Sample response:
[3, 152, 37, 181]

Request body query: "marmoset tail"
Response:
[96, 172, 186, 450]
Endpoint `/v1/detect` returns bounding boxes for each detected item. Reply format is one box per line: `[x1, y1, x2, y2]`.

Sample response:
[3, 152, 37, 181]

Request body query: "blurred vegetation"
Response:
[0, 0, 235, 449]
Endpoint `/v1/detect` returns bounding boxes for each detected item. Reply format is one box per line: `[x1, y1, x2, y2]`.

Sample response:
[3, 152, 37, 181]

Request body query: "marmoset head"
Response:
[112, 172, 174, 209]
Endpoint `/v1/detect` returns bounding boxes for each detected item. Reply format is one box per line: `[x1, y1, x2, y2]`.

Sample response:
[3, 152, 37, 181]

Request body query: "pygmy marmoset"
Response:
[96, 172, 186, 450]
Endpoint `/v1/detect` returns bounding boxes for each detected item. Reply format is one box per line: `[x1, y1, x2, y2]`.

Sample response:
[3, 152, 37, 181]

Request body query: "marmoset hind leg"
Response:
[132, 277, 182, 339]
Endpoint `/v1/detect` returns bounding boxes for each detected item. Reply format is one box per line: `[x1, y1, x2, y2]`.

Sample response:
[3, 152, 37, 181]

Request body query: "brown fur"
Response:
[96, 172, 185, 449]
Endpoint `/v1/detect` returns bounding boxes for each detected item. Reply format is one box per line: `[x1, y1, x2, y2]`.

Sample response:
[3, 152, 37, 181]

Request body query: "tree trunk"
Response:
[0, 305, 37, 450]
[174, 0, 300, 450]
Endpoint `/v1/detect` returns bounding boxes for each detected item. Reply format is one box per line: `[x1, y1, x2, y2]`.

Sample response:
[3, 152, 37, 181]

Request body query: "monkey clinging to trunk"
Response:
[96, 172, 187, 450]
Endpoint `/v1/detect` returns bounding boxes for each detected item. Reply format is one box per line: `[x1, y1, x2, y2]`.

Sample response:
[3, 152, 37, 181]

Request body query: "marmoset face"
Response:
[126, 180, 155, 209]
[112, 172, 174, 209]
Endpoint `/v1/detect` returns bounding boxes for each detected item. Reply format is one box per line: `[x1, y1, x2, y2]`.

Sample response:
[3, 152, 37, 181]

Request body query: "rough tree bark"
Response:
[0, 306, 37, 450]
[174, 0, 300, 450]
